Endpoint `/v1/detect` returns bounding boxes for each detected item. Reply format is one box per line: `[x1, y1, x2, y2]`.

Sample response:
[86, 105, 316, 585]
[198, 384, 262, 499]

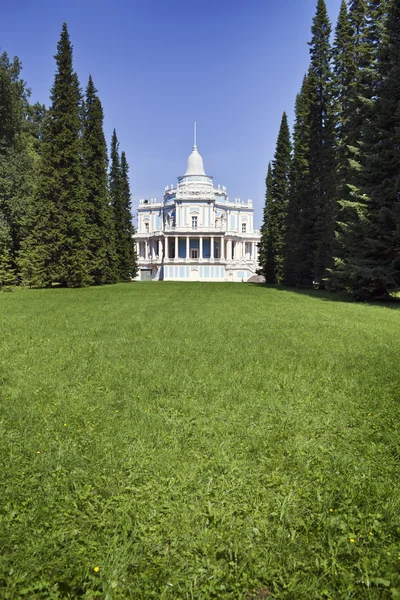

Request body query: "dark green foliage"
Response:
[259, 162, 273, 279]
[20, 23, 89, 287]
[307, 0, 338, 285]
[333, 0, 355, 182]
[0, 53, 25, 146]
[82, 76, 117, 284]
[0, 52, 38, 282]
[109, 131, 137, 281]
[328, 0, 391, 293]
[262, 113, 292, 283]
[283, 75, 313, 287]
[0, 226, 16, 288]
[120, 152, 138, 280]
[283, 1, 337, 288]
[335, 0, 400, 298]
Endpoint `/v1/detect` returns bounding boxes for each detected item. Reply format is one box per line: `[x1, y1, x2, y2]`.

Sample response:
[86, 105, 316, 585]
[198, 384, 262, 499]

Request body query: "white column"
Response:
[199, 237, 203, 260]
[165, 237, 169, 260]
[158, 239, 162, 258]
[186, 236, 190, 260]
[211, 237, 214, 261]
[220, 237, 225, 260]
[145, 241, 148, 260]
[175, 236, 178, 259]
[227, 240, 232, 262]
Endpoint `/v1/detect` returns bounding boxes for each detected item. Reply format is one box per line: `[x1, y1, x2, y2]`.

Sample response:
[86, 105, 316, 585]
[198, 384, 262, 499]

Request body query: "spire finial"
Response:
[194, 121, 197, 148]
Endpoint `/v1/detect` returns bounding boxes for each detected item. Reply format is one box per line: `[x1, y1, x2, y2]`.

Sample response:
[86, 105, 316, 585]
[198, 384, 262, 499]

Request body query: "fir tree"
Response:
[20, 23, 89, 287]
[333, 0, 355, 182]
[328, 0, 389, 290]
[120, 151, 138, 280]
[265, 113, 292, 283]
[283, 74, 313, 286]
[0, 52, 40, 283]
[109, 131, 137, 281]
[307, 0, 338, 285]
[337, 0, 400, 298]
[0, 222, 16, 288]
[258, 162, 273, 280]
[82, 75, 117, 284]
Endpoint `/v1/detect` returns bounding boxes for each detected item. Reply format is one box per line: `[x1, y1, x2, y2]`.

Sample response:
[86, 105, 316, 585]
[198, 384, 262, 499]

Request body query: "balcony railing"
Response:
[164, 225, 227, 233]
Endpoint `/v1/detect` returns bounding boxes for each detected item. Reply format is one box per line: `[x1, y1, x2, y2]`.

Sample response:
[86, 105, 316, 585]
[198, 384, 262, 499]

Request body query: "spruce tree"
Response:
[283, 74, 313, 286]
[265, 112, 292, 283]
[0, 51, 35, 283]
[109, 131, 137, 281]
[82, 75, 117, 284]
[20, 23, 89, 287]
[120, 151, 138, 280]
[328, 0, 390, 290]
[258, 162, 273, 280]
[307, 0, 338, 286]
[333, 0, 355, 183]
[337, 0, 400, 298]
[109, 129, 122, 278]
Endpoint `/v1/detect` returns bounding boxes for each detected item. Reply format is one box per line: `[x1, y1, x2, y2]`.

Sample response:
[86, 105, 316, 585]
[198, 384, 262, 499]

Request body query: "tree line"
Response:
[259, 0, 399, 300]
[0, 23, 137, 289]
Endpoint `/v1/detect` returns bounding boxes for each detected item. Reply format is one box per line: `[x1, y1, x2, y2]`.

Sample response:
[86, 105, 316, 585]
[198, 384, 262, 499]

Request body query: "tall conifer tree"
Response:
[333, 0, 354, 184]
[120, 151, 138, 280]
[259, 162, 274, 280]
[20, 23, 89, 287]
[329, 0, 390, 290]
[307, 0, 338, 285]
[335, 0, 400, 298]
[109, 131, 137, 281]
[0, 52, 35, 284]
[283, 74, 313, 286]
[265, 112, 292, 283]
[82, 75, 117, 284]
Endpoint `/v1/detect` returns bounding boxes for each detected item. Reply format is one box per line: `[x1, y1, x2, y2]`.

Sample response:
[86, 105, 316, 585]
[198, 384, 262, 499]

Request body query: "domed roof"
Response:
[184, 144, 206, 176]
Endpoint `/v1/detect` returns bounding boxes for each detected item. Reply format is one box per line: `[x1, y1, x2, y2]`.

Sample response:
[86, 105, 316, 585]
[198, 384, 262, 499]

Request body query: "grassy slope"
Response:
[0, 282, 399, 599]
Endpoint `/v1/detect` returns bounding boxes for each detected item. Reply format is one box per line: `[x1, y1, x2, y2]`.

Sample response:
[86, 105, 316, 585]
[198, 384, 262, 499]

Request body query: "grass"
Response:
[0, 282, 400, 599]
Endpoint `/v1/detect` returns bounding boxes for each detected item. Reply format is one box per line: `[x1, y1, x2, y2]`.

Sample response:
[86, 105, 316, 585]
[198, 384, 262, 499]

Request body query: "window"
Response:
[192, 216, 198, 229]
[144, 222, 149, 233]
[191, 249, 198, 259]
[242, 223, 247, 233]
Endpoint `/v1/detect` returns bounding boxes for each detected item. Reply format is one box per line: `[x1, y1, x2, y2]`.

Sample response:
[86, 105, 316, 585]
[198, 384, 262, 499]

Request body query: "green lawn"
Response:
[1, 283, 400, 599]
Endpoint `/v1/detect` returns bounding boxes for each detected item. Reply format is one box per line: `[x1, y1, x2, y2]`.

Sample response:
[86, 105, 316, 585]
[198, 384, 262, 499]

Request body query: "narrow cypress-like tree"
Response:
[258, 162, 273, 280]
[109, 129, 122, 278]
[82, 75, 117, 284]
[333, 0, 355, 183]
[120, 151, 138, 280]
[307, 0, 338, 286]
[283, 74, 313, 286]
[265, 112, 292, 283]
[20, 23, 89, 287]
[347, 0, 369, 146]
[109, 131, 137, 281]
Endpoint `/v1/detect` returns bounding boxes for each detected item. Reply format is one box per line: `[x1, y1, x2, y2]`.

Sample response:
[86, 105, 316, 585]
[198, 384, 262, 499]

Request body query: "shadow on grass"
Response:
[247, 282, 400, 310]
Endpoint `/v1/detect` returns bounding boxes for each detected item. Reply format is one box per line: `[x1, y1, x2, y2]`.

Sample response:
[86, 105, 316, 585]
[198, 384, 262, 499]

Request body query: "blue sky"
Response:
[1, 0, 342, 227]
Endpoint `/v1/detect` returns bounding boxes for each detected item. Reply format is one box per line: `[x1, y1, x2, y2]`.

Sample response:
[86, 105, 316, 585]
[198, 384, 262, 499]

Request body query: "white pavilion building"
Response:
[134, 132, 260, 281]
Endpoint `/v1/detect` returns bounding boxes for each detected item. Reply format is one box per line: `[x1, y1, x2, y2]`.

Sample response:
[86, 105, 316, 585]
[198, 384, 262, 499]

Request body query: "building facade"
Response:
[134, 138, 260, 281]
